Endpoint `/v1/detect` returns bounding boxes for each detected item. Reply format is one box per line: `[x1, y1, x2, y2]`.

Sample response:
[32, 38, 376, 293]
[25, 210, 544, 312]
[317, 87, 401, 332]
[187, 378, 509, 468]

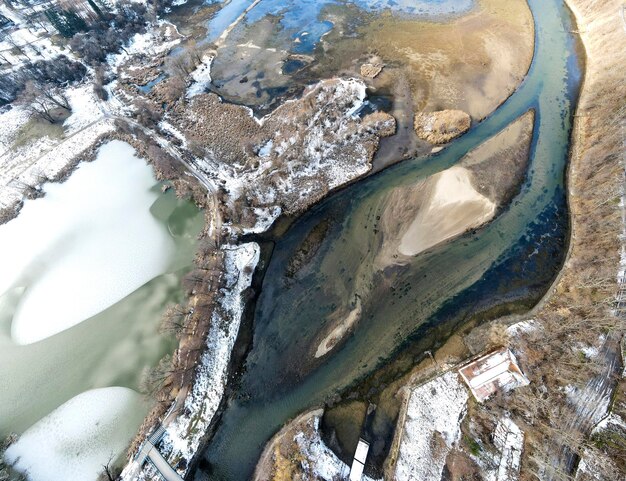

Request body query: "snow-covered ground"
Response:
[466, 416, 525, 481]
[293, 415, 378, 481]
[0, 26, 62, 68]
[394, 371, 469, 481]
[64, 85, 108, 135]
[121, 242, 260, 480]
[0, 108, 116, 214]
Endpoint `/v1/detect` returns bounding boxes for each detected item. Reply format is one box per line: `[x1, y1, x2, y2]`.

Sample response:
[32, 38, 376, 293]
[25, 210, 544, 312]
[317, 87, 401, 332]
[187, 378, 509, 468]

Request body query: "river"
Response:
[192, 0, 582, 479]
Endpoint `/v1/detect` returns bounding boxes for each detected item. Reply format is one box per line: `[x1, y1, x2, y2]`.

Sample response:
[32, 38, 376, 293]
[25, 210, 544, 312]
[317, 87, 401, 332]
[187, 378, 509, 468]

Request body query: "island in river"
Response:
[0, 0, 624, 480]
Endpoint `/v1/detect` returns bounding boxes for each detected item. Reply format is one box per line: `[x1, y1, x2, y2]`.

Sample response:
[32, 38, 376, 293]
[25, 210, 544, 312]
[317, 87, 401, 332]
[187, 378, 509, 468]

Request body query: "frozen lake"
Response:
[0, 141, 203, 480]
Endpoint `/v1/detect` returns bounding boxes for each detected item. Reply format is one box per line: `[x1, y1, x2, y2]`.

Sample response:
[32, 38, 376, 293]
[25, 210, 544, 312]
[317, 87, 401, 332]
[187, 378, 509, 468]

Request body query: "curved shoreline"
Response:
[0, 1, 541, 479]
[384, 2, 624, 479]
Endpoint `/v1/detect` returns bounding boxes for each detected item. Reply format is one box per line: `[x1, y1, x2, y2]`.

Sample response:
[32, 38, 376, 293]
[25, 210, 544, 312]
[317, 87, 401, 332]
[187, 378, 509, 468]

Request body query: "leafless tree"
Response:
[133, 99, 160, 128]
[20, 81, 71, 123]
[98, 454, 118, 481]
[146, 143, 180, 179]
[159, 303, 192, 339]
[140, 354, 175, 401]
[5, 35, 30, 60]
[159, 76, 186, 104]
[165, 51, 196, 79]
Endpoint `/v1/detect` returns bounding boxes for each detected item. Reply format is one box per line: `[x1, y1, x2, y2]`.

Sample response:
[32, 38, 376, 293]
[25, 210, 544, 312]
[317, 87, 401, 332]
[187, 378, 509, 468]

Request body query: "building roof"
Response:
[458, 348, 529, 402]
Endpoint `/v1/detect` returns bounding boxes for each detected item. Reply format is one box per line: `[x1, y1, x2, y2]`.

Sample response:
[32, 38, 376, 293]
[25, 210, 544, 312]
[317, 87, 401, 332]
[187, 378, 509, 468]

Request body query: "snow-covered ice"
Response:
[4, 387, 145, 481]
[0, 140, 174, 344]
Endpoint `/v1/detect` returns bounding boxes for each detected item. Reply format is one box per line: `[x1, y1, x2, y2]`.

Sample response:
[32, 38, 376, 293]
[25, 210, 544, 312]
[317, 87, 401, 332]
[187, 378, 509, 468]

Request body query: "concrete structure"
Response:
[458, 348, 529, 402]
[349, 438, 370, 481]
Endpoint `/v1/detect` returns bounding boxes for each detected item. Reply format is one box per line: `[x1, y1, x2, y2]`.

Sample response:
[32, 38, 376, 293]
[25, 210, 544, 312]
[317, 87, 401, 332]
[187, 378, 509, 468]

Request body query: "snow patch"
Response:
[395, 371, 469, 481]
[64, 84, 107, 135]
[187, 55, 214, 98]
[506, 319, 537, 337]
[4, 387, 144, 481]
[153, 242, 259, 473]
[492, 418, 524, 481]
[293, 415, 378, 481]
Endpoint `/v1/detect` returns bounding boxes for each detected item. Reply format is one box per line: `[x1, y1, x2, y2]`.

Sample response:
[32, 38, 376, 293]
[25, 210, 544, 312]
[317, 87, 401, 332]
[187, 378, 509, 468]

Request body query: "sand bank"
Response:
[315, 298, 362, 358]
[377, 110, 534, 265]
[397, 167, 496, 257]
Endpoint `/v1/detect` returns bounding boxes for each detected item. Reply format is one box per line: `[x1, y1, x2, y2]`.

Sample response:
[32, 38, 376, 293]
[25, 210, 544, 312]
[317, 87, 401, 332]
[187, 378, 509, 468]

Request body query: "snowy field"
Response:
[395, 371, 469, 481]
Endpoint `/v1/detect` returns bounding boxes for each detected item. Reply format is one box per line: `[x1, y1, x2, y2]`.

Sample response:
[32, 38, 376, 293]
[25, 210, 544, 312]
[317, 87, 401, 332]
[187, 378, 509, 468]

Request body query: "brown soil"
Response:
[318, 0, 534, 120]
[252, 409, 324, 481]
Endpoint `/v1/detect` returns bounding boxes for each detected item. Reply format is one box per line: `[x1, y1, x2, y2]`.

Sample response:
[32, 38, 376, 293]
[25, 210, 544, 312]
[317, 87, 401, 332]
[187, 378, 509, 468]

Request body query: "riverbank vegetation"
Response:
[504, 1, 626, 477]
[386, 1, 626, 479]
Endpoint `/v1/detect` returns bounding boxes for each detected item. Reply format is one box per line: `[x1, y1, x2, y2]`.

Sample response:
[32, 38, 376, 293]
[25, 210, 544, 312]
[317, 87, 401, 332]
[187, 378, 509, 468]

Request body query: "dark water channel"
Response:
[192, 0, 582, 479]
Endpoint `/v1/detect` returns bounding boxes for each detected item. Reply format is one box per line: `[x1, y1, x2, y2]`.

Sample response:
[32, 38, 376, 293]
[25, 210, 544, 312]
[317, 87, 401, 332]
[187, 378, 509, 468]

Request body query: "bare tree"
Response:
[20, 81, 71, 123]
[5, 35, 30, 60]
[133, 99, 160, 128]
[186, 39, 203, 65]
[146, 143, 180, 179]
[166, 52, 194, 78]
[159, 303, 192, 338]
[159, 76, 186, 104]
[140, 354, 176, 401]
[98, 454, 118, 481]
[37, 82, 71, 110]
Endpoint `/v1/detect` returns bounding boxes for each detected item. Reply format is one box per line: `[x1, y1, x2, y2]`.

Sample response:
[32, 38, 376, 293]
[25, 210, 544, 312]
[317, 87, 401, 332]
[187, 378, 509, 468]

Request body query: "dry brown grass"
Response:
[476, 1, 626, 478]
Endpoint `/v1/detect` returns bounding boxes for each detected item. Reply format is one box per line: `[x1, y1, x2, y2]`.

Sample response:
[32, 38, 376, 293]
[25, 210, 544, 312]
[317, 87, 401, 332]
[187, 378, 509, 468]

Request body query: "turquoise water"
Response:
[193, 0, 582, 479]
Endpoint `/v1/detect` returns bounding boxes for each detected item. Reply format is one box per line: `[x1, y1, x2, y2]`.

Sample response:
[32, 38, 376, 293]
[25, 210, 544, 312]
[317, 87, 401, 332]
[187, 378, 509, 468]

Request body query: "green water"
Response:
[0, 146, 204, 438]
[193, 0, 582, 479]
